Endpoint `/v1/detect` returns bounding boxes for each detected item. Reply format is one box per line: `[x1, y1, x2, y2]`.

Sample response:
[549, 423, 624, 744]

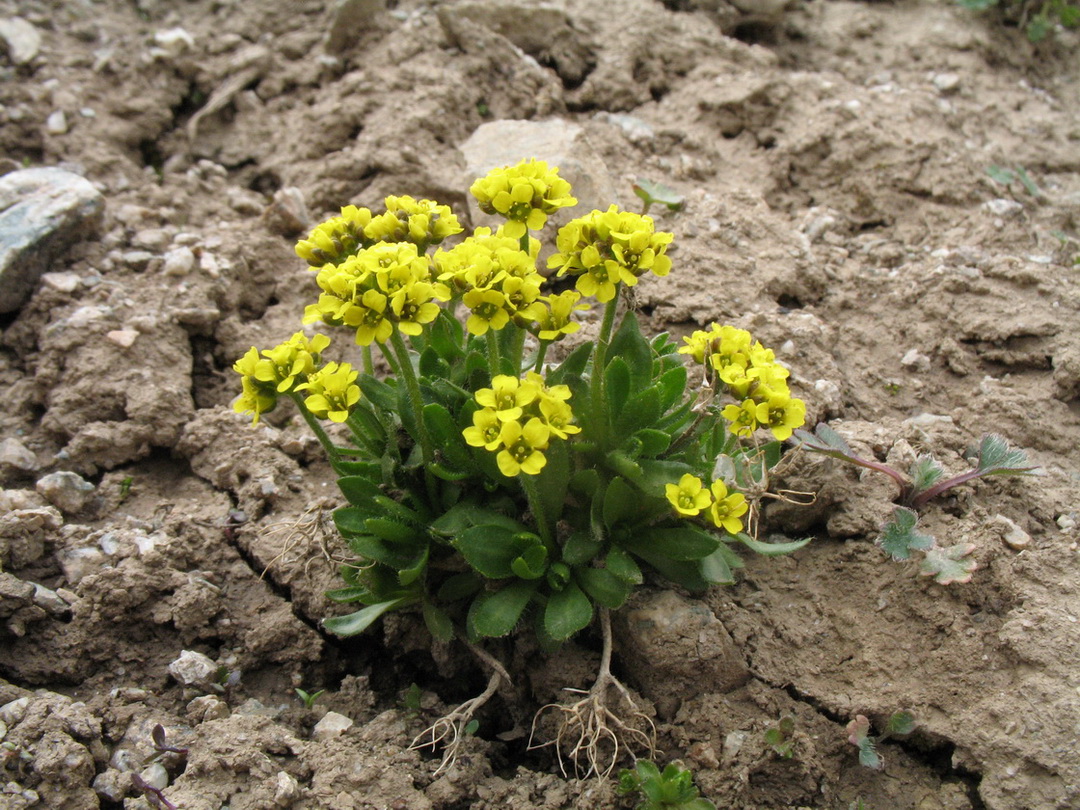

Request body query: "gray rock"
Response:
[0, 168, 104, 313]
[168, 650, 219, 688]
[45, 110, 67, 135]
[0, 696, 30, 726]
[56, 546, 106, 585]
[92, 769, 132, 803]
[0, 438, 38, 473]
[932, 72, 961, 94]
[186, 695, 230, 723]
[991, 514, 1032, 550]
[274, 771, 301, 807]
[982, 198, 1023, 218]
[460, 119, 617, 224]
[900, 349, 931, 372]
[162, 246, 195, 276]
[35, 470, 95, 514]
[312, 710, 353, 740]
[139, 762, 169, 791]
[0, 17, 41, 65]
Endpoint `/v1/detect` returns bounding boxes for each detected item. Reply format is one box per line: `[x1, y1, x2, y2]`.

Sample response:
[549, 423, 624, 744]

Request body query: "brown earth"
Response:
[1, 0, 1079, 808]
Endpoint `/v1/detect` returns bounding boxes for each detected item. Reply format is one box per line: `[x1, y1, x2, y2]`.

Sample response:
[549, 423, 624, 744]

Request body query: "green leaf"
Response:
[794, 422, 853, 455]
[563, 530, 603, 566]
[436, 571, 483, 602]
[877, 507, 934, 561]
[344, 534, 419, 570]
[418, 345, 447, 378]
[627, 526, 719, 561]
[544, 580, 594, 640]
[699, 546, 737, 585]
[324, 585, 372, 603]
[511, 544, 549, 580]
[333, 505, 375, 536]
[422, 403, 472, 470]
[605, 546, 643, 584]
[575, 566, 631, 609]
[909, 454, 946, 494]
[634, 428, 671, 457]
[986, 164, 1017, 186]
[919, 543, 977, 585]
[973, 433, 1039, 476]
[607, 313, 653, 388]
[423, 601, 455, 642]
[358, 374, 398, 412]
[846, 715, 881, 769]
[1014, 166, 1042, 197]
[397, 544, 430, 586]
[887, 711, 916, 736]
[365, 517, 422, 545]
[603, 475, 639, 529]
[569, 468, 601, 498]
[735, 533, 812, 557]
[470, 580, 537, 637]
[632, 178, 685, 211]
[615, 387, 661, 437]
[534, 437, 569, 526]
[323, 596, 415, 636]
[856, 737, 881, 769]
[605, 357, 632, 416]
[429, 310, 465, 363]
[636, 458, 695, 493]
[331, 458, 383, 480]
[429, 502, 526, 537]
[336, 477, 383, 509]
[546, 340, 593, 386]
[656, 365, 687, 412]
[455, 525, 543, 579]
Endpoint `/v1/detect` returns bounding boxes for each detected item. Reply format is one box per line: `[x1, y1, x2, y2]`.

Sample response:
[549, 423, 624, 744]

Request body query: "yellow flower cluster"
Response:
[233, 332, 355, 424]
[665, 473, 748, 534]
[547, 206, 674, 303]
[303, 241, 444, 345]
[469, 159, 577, 240]
[295, 198, 462, 267]
[463, 373, 580, 476]
[296, 361, 361, 423]
[679, 325, 806, 441]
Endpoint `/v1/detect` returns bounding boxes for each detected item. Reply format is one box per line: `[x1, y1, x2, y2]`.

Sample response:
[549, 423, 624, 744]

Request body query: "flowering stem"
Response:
[288, 393, 342, 466]
[520, 474, 552, 548]
[487, 330, 502, 377]
[533, 339, 550, 373]
[510, 327, 526, 375]
[389, 329, 434, 466]
[590, 285, 622, 444]
[361, 344, 374, 376]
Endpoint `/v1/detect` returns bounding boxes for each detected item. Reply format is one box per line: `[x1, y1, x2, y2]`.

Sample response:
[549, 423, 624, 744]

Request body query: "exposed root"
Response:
[409, 642, 511, 776]
[257, 500, 357, 580]
[528, 609, 656, 779]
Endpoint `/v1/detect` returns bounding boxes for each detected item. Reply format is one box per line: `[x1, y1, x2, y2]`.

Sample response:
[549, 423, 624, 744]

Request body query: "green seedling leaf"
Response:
[630, 526, 719, 561]
[973, 433, 1039, 476]
[735, 533, 812, 556]
[986, 165, 1017, 186]
[1014, 166, 1042, 198]
[295, 688, 325, 710]
[877, 507, 934, 561]
[847, 715, 882, 769]
[909, 454, 946, 494]
[603, 475, 640, 529]
[699, 544, 740, 585]
[606, 546, 644, 584]
[886, 711, 916, 737]
[920, 543, 977, 585]
[455, 525, 544, 579]
[324, 596, 415, 636]
[765, 715, 796, 758]
[575, 566, 631, 609]
[633, 178, 685, 212]
[423, 601, 455, 642]
[464, 719, 480, 736]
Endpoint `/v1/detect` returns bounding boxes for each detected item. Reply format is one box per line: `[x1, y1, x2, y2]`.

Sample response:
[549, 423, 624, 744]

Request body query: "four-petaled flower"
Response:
[496, 417, 551, 477]
[709, 480, 748, 534]
[665, 473, 712, 517]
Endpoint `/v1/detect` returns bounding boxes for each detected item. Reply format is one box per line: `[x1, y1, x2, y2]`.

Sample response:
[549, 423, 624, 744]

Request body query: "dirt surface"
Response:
[1, 0, 1079, 808]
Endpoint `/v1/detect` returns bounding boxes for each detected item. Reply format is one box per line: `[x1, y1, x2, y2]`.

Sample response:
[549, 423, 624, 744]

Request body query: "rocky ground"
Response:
[1, 0, 1079, 808]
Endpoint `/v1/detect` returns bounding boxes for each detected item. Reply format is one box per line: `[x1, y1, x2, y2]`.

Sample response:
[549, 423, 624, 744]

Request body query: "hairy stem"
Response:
[589, 286, 622, 445]
[520, 473, 552, 548]
[388, 329, 433, 465]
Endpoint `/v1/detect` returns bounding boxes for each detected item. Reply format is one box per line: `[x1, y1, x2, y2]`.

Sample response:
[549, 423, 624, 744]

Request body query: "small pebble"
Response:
[36, 470, 95, 513]
[0, 17, 42, 64]
[106, 329, 139, 348]
[932, 72, 961, 94]
[0, 438, 38, 472]
[901, 349, 931, 372]
[312, 711, 353, 741]
[45, 110, 68, 135]
[162, 246, 195, 276]
[982, 199, 1023, 218]
[991, 514, 1032, 550]
[168, 650, 219, 688]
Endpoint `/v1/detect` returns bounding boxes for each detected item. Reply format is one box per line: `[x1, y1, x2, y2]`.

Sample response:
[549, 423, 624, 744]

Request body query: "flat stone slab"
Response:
[0, 167, 104, 313]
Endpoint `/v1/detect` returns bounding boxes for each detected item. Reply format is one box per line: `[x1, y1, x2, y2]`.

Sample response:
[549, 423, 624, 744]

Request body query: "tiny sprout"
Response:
[212, 667, 241, 693]
[295, 687, 326, 710]
[846, 711, 916, 770]
[132, 772, 178, 810]
[763, 715, 796, 758]
[402, 682, 423, 717]
[632, 178, 684, 215]
[119, 475, 134, 500]
[464, 719, 480, 736]
[150, 724, 188, 757]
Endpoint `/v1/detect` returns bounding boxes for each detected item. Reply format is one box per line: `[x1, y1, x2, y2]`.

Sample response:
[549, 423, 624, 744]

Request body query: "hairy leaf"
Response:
[470, 580, 537, 638]
[920, 543, 977, 585]
[544, 580, 593, 640]
[877, 507, 934, 561]
[324, 596, 415, 636]
[973, 433, 1039, 476]
[735, 533, 812, 557]
[909, 454, 946, 494]
[632, 178, 685, 211]
[887, 711, 916, 736]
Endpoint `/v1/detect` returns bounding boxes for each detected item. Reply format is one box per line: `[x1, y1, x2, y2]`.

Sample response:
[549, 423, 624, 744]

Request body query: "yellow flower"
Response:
[462, 288, 511, 335]
[364, 195, 463, 247]
[295, 205, 373, 267]
[538, 398, 580, 439]
[708, 480, 748, 534]
[296, 362, 361, 423]
[233, 375, 277, 425]
[575, 261, 618, 303]
[665, 473, 713, 517]
[722, 399, 760, 438]
[390, 281, 440, 336]
[475, 374, 540, 422]
[495, 417, 551, 476]
[343, 289, 393, 346]
[254, 333, 331, 393]
[470, 160, 577, 239]
[535, 290, 588, 341]
[754, 395, 806, 442]
[462, 407, 503, 451]
[548, 206, 674, 291]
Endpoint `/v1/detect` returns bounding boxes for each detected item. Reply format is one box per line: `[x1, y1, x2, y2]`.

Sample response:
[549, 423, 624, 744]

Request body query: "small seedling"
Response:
[986, 164, 1043, 198]
[958, 0, 1080, 41]
[295, 687, 325, 710]
[796, 427, 1040, 583]
[633, 178, 685, 215]
[1, 740, 33, 778]
[401, 682, 423, 718]
[150, 724, 188, 756]
[617, 760, 716, 810]
[131, 772, 178, 810]
[119, 475, 134, 501]
[763, 715, 796, 758]
[846, 711, 916, 770]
